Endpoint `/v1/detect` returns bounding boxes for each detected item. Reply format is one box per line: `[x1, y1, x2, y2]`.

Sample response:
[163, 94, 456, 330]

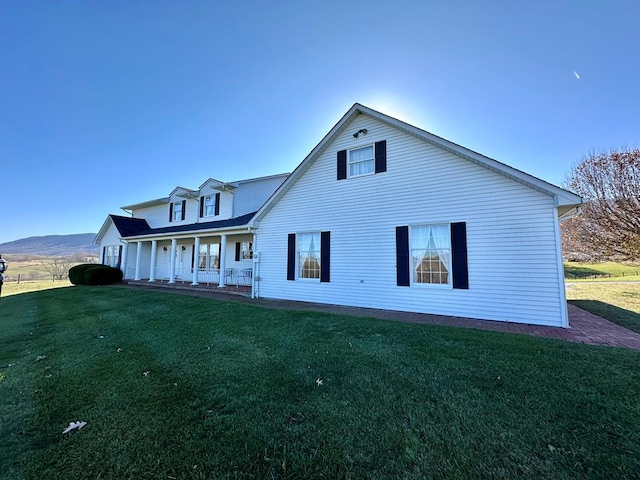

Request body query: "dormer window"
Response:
[173, 202, 183, 221]
[199, 192, 220, 218]
[204, 195, 216, 216]
[169, 200, 186, 222]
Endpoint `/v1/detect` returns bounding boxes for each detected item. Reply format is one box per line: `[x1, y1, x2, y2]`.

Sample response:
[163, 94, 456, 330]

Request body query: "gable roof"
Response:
[251, 103, 583, 224]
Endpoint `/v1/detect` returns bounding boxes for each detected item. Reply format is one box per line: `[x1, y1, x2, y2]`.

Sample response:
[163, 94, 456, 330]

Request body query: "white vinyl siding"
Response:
[233, 175, 288, 217]
[255, 114, 566, 327]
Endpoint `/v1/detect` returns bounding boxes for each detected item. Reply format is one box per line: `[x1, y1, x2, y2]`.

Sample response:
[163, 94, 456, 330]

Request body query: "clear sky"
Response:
[2, 1, 639, 244]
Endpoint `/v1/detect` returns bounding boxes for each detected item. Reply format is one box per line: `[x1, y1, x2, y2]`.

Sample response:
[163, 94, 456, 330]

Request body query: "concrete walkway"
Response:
[123, 282, 640, 350]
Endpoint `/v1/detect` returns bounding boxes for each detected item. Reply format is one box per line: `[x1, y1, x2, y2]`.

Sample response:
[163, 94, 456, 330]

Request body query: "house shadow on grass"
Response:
[569, 300, 640, 334]
[564, 265, 611, 279]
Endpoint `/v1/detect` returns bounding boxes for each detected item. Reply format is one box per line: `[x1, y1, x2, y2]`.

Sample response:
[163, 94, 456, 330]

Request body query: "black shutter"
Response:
[451, 222, 469, 289]
[102, 246, 107, 265]
[287, 234, 296, 281]
[235, 242, 241, 261]
[215, 193, 220, 216]
[375, 140, 387, 173]
[337, 150, 347, 180]
[199, 197, 204, 217]
[117, 245, 122, 270]
[320, 231, 330, 283]
[396, 226, 410, 287]
[169, 203, 173, 222]
[181, 200, 186, 221]
[191, 245, 195, 269]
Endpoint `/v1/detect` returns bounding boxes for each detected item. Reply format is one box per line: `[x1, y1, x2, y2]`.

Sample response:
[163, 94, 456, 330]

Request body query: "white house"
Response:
[249, 104, 582, 327]
[95, 174, 288, 287]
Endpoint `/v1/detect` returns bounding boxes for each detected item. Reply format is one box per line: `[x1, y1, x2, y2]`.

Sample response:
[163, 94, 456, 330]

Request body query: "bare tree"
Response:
[564, 149, 640, 262]
[41, 256, 76, 281]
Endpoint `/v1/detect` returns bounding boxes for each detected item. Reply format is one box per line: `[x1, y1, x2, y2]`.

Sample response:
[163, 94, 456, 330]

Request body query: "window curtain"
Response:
[412, 225, 450, 275]
[298, 233, 320, 277]
[349, 146, 374, 176]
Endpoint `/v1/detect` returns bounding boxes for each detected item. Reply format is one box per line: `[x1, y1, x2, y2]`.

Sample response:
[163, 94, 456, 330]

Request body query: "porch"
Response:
[124, 266, 253, 287]
[118, 229, 256, 290]
[126, 278, 252, 296]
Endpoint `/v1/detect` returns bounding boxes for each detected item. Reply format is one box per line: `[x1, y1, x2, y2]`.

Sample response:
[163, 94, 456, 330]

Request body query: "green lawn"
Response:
[564, 261, 640, 281]
[566, 283, 640, 334]
[1, 279, 72, 297]
[2, 287, 639, 479]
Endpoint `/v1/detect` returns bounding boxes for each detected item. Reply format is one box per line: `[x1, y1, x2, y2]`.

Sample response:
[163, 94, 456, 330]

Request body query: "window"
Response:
[198, 244, 219, 272]
[104, 245, 120, 268]
[241, 241, 253, 260]
[204, 195, 216, 217]
[337, 141, 386, 180]
[411, 224, 451, 285]
[173, 202, 183, 221]
[348, 145, 375, 177]
[297, 232, 320, 279]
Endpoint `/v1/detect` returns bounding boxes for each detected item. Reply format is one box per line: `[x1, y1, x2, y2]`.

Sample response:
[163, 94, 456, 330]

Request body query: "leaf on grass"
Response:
[62, 421, 87, 434]
[143, 371, 151, 376]
[34, 355, 47, 362]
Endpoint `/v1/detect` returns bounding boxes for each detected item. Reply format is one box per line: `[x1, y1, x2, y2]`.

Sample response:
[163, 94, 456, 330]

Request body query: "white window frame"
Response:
[198, 243, 219, 272]
[297, 232, 321, 280]
[241, 241, 253, 260]
[348, 144, 375, 178]
[410, 223, 452, 287]
[203, 195, 216, 217]
[173, 202, 183, 222]
[105, 245, 120, 268]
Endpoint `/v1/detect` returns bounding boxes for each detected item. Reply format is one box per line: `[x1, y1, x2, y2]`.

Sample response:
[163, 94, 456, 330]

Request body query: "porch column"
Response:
[169, 238, 177, 284]
[134, 241, 143, 280]
[218, 234, 227, 287]
[120, 242, 129, 279]
[192, 236, 200, 285]
[149, 240, 158, 282]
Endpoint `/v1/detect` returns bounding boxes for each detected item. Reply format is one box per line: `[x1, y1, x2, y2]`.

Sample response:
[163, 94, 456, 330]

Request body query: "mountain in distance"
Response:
[0, 233, 99, 256]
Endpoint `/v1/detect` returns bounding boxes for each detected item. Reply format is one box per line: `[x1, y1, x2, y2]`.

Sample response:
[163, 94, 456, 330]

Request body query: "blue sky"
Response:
[1, 1, 638, 244]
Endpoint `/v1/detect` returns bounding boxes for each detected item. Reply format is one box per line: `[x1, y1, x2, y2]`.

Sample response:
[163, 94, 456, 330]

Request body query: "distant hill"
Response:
[0, 233, 99, 256]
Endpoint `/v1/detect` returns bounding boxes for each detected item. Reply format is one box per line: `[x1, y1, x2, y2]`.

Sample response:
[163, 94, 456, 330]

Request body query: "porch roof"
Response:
[120, 211, 257, 238]
[110, 215, 151, 237]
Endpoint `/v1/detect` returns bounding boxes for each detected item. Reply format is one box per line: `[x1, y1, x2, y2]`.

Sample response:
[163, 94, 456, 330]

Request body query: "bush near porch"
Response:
[1, 287, 639, 479]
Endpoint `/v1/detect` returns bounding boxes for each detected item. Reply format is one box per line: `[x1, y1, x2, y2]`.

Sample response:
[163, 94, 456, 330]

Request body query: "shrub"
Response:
[83, 266, 123, 285]
[69, 264, 122, 286]
[69, 264, 99, 284]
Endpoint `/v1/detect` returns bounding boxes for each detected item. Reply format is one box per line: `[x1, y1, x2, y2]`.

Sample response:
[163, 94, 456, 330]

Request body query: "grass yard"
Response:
[564, 261, 640, 281]
[566, 282, 640, 334]
[2, 287, 639, 479]
[1, 279, 72, 297]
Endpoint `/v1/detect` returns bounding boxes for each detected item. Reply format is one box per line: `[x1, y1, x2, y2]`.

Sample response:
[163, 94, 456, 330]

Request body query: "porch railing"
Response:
[126, 266, 252, 287]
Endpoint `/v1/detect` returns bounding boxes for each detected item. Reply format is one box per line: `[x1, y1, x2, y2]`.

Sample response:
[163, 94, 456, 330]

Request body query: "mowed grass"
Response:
[1, 279, 72, 297]
[2, 287, 639, 479]
[566, 282, 640, 334]
[564, 261, 640, 281]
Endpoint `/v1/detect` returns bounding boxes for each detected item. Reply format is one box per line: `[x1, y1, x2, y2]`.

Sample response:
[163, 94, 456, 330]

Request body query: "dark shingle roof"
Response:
[110, 215, 151, 237]
[116, 211, 257, 238]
